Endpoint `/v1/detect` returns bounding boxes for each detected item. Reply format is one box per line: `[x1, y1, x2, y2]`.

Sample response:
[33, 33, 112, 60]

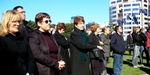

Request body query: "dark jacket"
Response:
[100, 33, 111, 57]
[0, 33, 35, 75]
[139, 33, 147, 46]
[20, 20, 34, 39]
[53, 31, 71, 75]
[88, 32, 105, 74]
[132, 32, 142, 46]
[88, 33, 104, 59]
[127, 34, 133, 45]
[70, 28, 97, 75]
[29, 30, 63, 75]
[110, 33, 125, 54]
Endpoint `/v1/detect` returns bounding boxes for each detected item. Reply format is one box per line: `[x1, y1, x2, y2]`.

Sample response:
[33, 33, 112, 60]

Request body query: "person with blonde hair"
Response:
[88, 23, 106, 75]
[0, 10, 35, 75]
[132, 27, 142, 68]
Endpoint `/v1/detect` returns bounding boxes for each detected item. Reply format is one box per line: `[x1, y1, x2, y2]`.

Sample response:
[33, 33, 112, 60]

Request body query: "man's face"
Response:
[16, 8, 26, 20]
[118, 26, 123, 33]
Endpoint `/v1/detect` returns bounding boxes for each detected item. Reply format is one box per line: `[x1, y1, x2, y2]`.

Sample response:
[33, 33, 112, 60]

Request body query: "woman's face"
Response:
[38, 17, 51, 32]
[96, 27, 100, 33]
[75, 22, 84, 30]
[8, 20, 21, 35]
[59, 29, 65, 34]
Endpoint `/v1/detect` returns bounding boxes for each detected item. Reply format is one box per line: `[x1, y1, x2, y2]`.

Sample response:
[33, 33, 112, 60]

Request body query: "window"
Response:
[124, 27, 131, 29]
[112, 11, 116, 14]
[126, 22, 131, 24]
[124, 4, 131, 7]
[133, 8, 138, 11]
[111, 7, 116, 10]
[112, 15, 116, 18]
[132, 3, 139, 6]
[144, 4, 147, 7]
[124, 8, 131, 12]
[111, 1, 116, 4]
[117, 0, 122, 2]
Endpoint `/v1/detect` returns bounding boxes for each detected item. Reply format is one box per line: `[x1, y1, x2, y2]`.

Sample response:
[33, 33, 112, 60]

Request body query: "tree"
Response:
[63, 23, 74, 37]
[27, 20, 36, 30]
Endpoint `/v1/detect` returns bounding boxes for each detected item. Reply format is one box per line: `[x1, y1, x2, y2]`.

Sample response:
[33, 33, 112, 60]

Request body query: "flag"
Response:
[122, 18, 126, 24]
[139, 8, 147, 14]
[117, 18, 126, 25]
[117, 18, 122, 25]
[132, 13, 138, 24]
[127, 13, 138, 25]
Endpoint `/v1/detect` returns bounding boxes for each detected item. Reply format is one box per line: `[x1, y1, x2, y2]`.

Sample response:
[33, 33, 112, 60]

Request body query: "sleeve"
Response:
[132, 33, 141, 42]
[53, 34, 69, 48]
[70, 33, 97, 51]
[27, 43, 35, 74]
[100, 34, 107, 45]
[110, 34, 118, 52]
[29, 33, 59, 69]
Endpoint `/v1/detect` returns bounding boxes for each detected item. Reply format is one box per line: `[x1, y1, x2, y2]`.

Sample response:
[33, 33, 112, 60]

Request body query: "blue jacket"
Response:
[110, 33, 125, 54]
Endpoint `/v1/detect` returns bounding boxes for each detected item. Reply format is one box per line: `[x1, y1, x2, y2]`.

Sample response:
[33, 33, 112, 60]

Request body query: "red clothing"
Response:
[42, 32, 58, 73]
[146, 31, 150, 47]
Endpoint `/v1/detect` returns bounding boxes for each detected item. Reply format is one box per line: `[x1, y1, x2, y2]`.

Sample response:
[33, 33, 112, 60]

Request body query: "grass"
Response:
[106, 51, 150, 75]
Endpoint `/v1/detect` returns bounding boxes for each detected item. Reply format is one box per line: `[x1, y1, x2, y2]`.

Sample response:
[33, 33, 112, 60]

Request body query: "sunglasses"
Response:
[44, 20, 52, 24]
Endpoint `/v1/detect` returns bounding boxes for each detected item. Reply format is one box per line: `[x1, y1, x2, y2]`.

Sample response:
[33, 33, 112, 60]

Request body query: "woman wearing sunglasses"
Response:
[29, 12, 65, 75]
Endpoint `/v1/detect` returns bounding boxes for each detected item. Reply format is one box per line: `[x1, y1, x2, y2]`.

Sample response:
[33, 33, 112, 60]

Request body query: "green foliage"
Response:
[27, 20, 36, 30]
[63, 23, 74, 37]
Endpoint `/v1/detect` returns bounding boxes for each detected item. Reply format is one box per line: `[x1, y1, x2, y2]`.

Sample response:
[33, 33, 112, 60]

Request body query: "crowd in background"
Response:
[0, 6, 150, 75]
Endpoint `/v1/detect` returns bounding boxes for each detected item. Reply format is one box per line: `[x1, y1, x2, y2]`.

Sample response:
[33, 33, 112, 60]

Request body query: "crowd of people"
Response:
[0, 6, 150, 75]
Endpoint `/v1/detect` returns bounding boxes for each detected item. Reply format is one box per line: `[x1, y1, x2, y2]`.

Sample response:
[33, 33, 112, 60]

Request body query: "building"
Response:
[110, 0, 149, 40]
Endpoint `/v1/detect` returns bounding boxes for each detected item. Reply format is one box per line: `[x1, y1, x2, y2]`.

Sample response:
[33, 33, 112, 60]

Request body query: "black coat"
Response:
[88, 33, 104, 59]
[0, 33, 35, 75]
[53, 31, 71, 75]
[29, 30, 63, 75]
[88, 33, 105, 74]
[127, 34, 133, 45]
[132, 32, 142, 46]
[69, 28, 97, 75]
[139, 33, 147, 46]
[20, 20, 34, 39]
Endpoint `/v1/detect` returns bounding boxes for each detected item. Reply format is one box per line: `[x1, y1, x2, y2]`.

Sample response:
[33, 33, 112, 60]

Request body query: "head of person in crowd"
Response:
[128, 31, 132, 35]
[13, 6, 26, 20]
[140, 28, 145, 33]
[114, 25, 123, 34]
[133, 27, 139, 33]
[56, 22, 66, 35]
[102, 26, 110, 35]
[74, 16, 85, 30]
[35, 12, 51, 32]
[90, 23, 100, 35]
[0, 10, 22, 36]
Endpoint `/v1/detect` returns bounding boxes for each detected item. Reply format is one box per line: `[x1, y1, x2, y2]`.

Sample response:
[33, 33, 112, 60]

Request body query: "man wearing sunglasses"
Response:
[13, 6, 34, 39]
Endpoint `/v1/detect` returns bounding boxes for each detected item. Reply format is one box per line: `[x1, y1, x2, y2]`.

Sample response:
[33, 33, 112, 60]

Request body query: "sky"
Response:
[0, 0, 109, 26]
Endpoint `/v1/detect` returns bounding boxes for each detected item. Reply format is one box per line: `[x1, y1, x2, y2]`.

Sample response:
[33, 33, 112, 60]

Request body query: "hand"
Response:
[58, 60, 65, 70]
[97, 46, 103, 50]
[99, 41, 104, 45]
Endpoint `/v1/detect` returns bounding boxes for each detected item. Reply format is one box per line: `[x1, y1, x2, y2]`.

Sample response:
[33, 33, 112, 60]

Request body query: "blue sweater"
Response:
[110, 33, 125, 54]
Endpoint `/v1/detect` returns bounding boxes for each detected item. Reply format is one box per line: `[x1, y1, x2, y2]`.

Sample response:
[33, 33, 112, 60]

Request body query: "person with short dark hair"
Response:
[13, 6, 34, 39]
[110, 26, 125, 75]
[29, 12, 65, 75]
[53, 23, 71, 75]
